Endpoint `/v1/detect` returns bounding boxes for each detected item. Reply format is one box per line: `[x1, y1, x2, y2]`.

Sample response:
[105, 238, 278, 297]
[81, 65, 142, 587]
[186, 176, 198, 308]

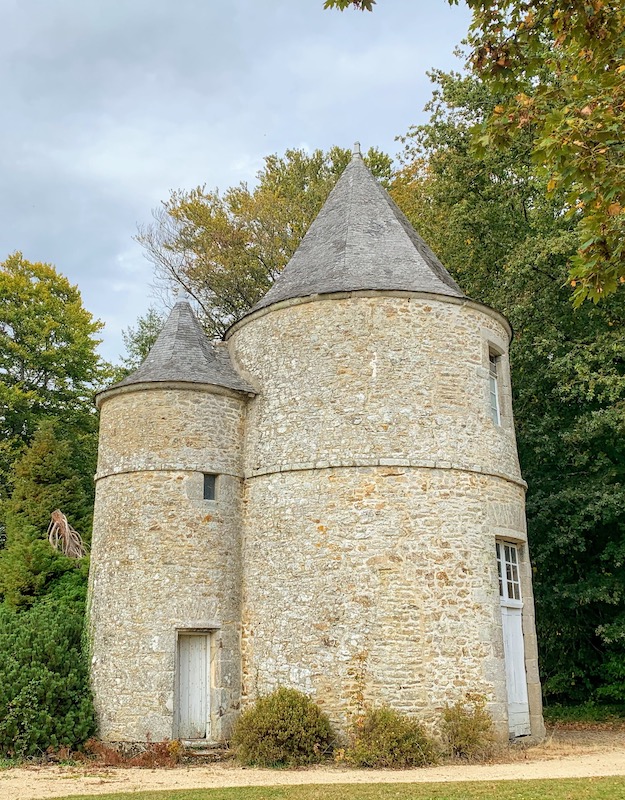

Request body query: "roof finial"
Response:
[174, 286, 191, 303]
[352, 141, 362, 158]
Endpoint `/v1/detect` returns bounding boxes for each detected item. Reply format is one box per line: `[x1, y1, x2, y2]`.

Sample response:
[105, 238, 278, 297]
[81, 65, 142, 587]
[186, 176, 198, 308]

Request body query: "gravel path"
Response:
[1, 730, 624, 800]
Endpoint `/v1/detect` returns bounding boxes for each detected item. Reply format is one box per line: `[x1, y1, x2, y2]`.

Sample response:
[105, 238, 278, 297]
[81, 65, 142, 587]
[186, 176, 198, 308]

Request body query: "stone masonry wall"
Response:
[88, 386, 246, 742]
[230, 293, 543, 739]
[95, 386, 245, 479]
[230, 295, 521, 483]
[241, 467, 529, 738]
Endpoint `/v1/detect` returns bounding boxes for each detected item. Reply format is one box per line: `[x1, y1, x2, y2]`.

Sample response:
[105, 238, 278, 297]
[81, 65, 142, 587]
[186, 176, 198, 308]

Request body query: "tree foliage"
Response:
[0, 420, 92, 608]
[137, 147, 392, 337]
[0, 578, 95, 756]
[324, 0, 376, 9]
[0, 255, 98, 756]
[120, 307, 165, 371]
[394, 69, 625, 703]
[108, 306, 167, 385]
[324, 0, 625, 305]
[0, 412, 95, 758]
[0, 253, 105, 496]
[462, 0, 625, 305]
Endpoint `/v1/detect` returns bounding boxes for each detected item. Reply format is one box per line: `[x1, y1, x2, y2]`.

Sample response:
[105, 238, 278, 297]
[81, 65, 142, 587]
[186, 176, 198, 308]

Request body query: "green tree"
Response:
[395, 69, 625, 703]
[0, 579, 95, 756]
[137, 146, 392, 336]
[0, 420, 92, 608]
[462, 0, 625, 305]
[120, 306, 165, 370]
[0, 253, 106, 496]
[325, 1, 625, 304]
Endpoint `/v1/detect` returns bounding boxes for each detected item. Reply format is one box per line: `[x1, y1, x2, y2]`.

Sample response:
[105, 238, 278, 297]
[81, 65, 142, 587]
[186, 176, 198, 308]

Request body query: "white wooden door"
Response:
[496, 542, 531, 737]
[177, 633, 209, 740]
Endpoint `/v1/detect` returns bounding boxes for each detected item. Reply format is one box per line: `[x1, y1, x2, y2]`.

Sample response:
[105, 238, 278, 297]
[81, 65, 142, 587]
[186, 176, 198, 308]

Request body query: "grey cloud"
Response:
[0, 0, 471, 362]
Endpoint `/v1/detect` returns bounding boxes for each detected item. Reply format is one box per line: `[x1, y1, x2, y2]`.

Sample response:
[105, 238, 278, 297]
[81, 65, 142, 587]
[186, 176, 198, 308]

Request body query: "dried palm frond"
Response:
[47, 509, 88, 559]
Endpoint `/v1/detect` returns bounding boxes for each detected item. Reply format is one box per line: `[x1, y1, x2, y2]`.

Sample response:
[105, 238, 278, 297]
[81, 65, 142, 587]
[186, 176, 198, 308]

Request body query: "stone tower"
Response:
[88, 147, 544, 744]
[88, 301, 254, 742]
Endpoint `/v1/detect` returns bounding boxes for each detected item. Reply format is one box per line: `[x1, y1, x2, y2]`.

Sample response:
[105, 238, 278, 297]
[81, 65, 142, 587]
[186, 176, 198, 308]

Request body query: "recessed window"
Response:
[203, 473, 217, 501]
[496, 541, 522, 602]
[489, 351, 501, 425]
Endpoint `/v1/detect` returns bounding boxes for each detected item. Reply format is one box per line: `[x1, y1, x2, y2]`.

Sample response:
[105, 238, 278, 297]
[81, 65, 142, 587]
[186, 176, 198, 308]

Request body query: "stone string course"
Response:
[246, 459, 527, 488]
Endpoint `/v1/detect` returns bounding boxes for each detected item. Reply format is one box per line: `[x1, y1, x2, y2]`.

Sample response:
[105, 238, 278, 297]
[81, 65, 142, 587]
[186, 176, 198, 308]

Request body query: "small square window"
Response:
[203, 473, 217, 501]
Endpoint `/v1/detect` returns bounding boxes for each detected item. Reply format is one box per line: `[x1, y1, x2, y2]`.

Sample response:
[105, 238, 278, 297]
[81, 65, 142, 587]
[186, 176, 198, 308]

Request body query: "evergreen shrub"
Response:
[345, 707, 437, 768]
[232, 687, 335, 767]
[440, 694, 495, 761]
[0, 574, 96, 757]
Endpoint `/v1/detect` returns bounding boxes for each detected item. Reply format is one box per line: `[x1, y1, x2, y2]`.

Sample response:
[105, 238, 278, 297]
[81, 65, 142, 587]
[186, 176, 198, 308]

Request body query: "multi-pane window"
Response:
[489, 351, 501, 425]
[496, 541, 521, 602]
[203, 473, 217, 501]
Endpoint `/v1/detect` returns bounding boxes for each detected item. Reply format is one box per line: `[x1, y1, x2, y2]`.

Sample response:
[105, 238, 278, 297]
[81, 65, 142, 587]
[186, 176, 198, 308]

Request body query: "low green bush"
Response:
[543, 701, 625, 724]
[440, 694, 495, 761]
[0, 574, 96, 757]
[345, 706, 437, 768]
[231, 687, 335, 767]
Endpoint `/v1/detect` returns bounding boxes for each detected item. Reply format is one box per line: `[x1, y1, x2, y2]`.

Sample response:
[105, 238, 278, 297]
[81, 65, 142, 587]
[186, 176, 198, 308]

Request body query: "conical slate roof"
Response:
[111, 298, 253, 394]
[249, 145, 464, 314]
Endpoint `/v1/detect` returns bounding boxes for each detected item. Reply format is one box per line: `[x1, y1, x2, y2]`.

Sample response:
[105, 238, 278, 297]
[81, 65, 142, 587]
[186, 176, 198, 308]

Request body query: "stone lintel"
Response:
[174, 621, 222, 631]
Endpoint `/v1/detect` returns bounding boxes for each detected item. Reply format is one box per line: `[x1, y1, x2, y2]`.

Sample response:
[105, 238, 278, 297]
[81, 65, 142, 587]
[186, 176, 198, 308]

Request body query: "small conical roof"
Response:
[110, 298, 253, 394]
[249, 145, 463, 315]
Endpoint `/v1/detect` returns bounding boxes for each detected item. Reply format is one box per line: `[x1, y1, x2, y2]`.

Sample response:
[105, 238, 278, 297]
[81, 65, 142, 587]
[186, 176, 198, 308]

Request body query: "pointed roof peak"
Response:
[109, 300, 253, 394]
[247, 149, 464, 316]
[173, 288, 192, 304]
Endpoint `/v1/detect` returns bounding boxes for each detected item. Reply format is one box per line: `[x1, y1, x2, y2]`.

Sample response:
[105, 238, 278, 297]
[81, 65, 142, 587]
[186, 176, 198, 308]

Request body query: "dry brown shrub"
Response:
[440, 693, 496, 761]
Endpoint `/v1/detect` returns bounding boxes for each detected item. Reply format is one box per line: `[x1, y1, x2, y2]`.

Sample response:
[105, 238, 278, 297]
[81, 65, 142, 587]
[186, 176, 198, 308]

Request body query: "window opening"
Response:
[496, 540, 531, 737]
[203, 473, 217, 501]
[496, 541, 521, 602]
[489, 351, 501, 425]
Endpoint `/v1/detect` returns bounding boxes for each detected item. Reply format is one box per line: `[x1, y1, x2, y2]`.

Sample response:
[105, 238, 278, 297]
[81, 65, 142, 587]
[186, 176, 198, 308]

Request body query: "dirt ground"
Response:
[1, 729, 624, 800]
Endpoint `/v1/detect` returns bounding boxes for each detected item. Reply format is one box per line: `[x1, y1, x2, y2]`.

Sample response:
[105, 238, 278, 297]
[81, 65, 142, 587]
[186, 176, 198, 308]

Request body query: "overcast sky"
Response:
[1, 0, 471, 362]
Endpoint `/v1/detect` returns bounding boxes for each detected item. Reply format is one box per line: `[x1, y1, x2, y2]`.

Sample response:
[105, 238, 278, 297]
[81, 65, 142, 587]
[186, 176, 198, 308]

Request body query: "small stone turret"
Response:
[89, 148, 544, 745]
[88, 298, 253, 742]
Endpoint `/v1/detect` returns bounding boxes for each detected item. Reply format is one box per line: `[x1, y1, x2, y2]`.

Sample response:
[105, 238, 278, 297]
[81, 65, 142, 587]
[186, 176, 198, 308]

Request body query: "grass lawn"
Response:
[51, 776, 625, 800]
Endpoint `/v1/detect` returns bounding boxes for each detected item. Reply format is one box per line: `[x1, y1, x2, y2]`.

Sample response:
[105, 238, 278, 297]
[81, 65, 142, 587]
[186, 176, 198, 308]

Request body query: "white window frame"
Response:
[496, 540, 523, 609]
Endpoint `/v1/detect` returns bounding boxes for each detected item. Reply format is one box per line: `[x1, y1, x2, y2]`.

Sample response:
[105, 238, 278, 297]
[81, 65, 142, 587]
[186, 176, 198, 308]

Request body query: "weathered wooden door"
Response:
[496, 542, 531, 737]
[177, 633, 209, 740]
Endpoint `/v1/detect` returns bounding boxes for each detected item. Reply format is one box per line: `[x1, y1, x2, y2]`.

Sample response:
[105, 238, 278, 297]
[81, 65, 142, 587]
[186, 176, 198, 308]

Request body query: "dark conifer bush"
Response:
[0, 573, 96, 757]
[0, 420, 94, 609]
[232, 687, 335, 767]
